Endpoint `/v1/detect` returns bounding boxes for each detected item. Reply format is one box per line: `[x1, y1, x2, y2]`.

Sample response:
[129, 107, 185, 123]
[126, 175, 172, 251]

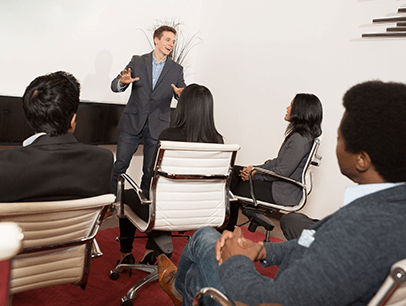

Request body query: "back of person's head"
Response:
[22, 71, 80, 137]
[286, 93, 323, 139]
[341, 80, 406, 182]
[172, 83, 223, 143]
[153, 25, 177, 41]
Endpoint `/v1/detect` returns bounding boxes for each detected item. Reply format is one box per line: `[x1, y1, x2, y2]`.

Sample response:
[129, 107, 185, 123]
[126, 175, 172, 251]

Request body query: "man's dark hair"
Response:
[153, 25, 177, 41]
[22, 71, 80, 136]
[341, 80, 406, 182]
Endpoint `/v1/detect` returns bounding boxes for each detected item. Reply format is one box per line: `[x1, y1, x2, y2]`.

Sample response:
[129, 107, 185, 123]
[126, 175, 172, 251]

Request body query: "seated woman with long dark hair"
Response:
[117, 83, 224, 267]
[225, 93, 323, 231]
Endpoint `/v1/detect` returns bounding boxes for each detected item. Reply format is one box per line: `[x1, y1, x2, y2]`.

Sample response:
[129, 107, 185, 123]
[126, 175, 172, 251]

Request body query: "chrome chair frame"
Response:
[367, 258, 406, 306]
[110, 141, 239, 306]
[235, 137, 322, 241]
[193, 287, 235, 306]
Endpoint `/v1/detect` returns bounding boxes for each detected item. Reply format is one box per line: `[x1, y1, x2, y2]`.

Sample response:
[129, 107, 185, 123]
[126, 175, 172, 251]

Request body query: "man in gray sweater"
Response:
[157, 80, 406, 306]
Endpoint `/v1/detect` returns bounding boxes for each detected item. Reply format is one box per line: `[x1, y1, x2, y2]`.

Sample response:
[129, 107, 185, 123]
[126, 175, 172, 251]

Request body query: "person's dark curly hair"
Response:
[22, 71, 80, 136]
[341, 80, 406, 182]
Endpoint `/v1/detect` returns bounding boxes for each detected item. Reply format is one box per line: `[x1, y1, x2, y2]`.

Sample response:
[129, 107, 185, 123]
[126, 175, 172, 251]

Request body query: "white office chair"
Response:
[235, 137, 322, 241]
[110, 140, 240, 306]
[0, 194, 115, 295]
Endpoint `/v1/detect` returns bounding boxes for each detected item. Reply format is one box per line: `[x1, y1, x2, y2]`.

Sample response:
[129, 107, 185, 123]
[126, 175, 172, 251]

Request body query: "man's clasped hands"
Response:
[215, 227, 267, 266]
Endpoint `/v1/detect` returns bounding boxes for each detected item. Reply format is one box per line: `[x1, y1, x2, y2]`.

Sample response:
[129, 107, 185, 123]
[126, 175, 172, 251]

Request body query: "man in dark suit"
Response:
[0, 71, 113, 202]
[110, 25, 186, 194]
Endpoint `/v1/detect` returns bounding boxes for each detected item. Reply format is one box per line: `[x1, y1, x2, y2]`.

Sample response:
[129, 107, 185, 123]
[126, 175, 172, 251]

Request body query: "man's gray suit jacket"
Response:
[111, 52, 186, 139]
[219, 183, 406, 305]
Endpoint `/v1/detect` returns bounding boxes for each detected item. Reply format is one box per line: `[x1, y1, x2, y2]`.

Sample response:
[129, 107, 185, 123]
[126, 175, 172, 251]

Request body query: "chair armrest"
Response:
[20, 223, 100, 255]
[311, 153, 322, 166]
[117, 173, 151, 218]
[367, 258, 406, 306]
[249, 167, 304, 188]
[193, 287, 236, 306]
[229, 191, 238, 202]
[248, 167, 304, 206]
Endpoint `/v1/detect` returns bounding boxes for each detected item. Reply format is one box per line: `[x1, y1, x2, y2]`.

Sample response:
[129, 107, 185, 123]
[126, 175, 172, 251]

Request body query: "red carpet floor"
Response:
[11, 227, 281, 306]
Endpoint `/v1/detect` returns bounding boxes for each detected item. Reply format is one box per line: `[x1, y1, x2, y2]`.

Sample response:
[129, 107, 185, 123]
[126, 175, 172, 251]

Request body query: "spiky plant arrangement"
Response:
[138, 19, 202, 67]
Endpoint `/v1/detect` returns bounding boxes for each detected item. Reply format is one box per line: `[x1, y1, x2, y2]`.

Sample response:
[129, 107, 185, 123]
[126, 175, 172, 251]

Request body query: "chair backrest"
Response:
[122, 141, 239, 233]
[296, 136, 322, 209]
[0, 194, 115, 294]
[367, 258, 406, 306]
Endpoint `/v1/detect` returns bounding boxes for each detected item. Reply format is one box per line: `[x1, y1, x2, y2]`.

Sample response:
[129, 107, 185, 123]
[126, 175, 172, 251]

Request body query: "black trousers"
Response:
[224, 165, 275, 232]
[119, 189, 165, 254]
[279, 212, 319, 240]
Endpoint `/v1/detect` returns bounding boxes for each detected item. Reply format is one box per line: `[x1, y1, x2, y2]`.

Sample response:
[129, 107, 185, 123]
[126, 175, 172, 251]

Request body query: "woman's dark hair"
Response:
[22, 71, 80, 136]
[285, 93, 323, 139]
[341, 80, 406, 182]
[171, 84, 223, 143]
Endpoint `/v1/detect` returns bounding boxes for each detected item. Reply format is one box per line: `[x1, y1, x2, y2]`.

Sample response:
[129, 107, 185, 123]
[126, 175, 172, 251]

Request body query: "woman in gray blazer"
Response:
[226, 93, 323, 231]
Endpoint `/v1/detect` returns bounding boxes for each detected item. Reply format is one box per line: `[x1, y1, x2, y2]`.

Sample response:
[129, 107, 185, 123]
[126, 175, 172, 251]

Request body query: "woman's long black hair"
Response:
[285, 93, 323, 140]
[171, 83, 223, 143]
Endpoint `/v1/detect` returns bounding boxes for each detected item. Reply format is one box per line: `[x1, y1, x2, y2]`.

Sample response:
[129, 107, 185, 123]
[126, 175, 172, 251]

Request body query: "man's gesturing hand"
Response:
[119, 68, 139, 86]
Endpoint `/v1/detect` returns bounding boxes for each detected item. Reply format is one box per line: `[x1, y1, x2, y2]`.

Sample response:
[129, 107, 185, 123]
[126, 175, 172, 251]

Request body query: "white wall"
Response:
[193, 0, 406, 219]
[2, 0, 405, 219]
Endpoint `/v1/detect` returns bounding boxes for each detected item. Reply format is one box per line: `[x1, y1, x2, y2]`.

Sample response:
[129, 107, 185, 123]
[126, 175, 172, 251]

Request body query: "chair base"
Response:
[241, 207, 275, 243]
[91, 239, 103, 258]
[110, 262, 158, 306]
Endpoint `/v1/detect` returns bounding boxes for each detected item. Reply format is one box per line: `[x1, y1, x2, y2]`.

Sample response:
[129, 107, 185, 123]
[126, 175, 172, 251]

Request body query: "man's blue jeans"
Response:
[175, 227, 226, 306]
[111, 120, 158, 195]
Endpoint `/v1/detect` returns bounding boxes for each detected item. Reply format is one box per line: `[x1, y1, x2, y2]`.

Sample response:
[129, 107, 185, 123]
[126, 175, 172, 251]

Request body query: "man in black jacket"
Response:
[0, 71, 113, 202]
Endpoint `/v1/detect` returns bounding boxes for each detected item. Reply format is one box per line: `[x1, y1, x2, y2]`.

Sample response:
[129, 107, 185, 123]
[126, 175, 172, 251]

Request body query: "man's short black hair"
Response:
[341, 80, 406, 182]
[22, 71, 80, 136]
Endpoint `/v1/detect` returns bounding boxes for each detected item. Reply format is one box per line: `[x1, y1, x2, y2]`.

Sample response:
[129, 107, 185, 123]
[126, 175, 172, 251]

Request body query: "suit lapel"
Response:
[145, 52, 153, 91]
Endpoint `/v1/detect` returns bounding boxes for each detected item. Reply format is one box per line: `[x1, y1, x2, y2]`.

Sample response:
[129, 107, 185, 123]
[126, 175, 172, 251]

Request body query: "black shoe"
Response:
[116, 253, 135, 277]
[140, 250, 157, 265]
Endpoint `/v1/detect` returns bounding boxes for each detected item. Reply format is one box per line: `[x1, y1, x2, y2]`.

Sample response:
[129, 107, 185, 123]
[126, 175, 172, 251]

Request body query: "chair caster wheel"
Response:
[110, 270, 119, 280]
[122, 298, 133, 306]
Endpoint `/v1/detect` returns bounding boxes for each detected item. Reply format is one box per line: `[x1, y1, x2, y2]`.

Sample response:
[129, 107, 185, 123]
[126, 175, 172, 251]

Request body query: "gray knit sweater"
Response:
[219, 184, 406, 305]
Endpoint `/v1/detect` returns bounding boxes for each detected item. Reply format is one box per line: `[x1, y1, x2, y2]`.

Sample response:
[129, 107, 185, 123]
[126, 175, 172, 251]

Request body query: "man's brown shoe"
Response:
[157, 254, 183, 306]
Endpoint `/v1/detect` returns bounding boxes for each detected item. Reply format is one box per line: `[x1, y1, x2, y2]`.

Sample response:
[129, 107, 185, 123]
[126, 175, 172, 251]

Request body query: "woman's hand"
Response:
[239, 166, 256, 181]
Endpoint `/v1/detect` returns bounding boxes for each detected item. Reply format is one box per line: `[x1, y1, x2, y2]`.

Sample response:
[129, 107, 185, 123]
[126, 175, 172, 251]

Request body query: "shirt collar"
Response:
[22, 132, 47, 147]
[343, 182, 405, 207]
[152, 53, 167, 65]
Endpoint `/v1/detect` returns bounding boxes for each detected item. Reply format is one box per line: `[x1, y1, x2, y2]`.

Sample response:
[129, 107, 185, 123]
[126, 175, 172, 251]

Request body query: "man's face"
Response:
[154, 31, 175, 57]
[336, 116, 360, 182]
